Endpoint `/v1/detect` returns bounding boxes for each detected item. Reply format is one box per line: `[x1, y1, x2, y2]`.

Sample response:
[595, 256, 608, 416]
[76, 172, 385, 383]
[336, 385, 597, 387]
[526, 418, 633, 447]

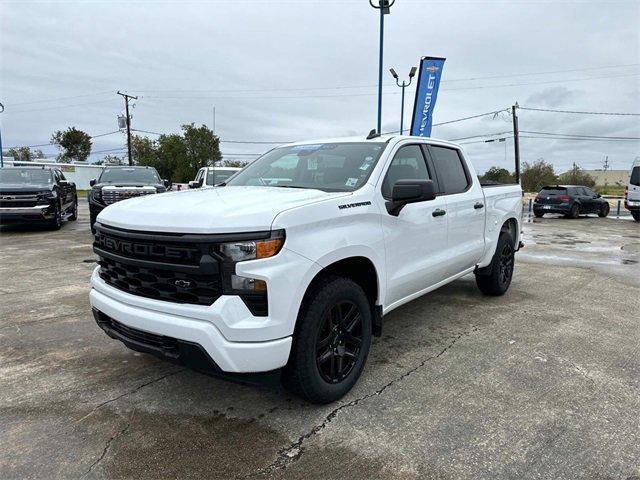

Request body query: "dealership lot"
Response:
[1, 201, 639, 479]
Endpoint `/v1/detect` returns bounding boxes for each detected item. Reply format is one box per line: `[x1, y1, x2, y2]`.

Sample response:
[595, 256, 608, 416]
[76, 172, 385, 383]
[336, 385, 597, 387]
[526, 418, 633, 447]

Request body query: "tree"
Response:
[129, 125, 222, 182]
[558, 164, 596, 187]
[480, 166, 515, 184]
[222, 159, 249, 168]
[51, 127, 92, 162]
[521, 158, 558, 192]
[6, 147, 34, 162]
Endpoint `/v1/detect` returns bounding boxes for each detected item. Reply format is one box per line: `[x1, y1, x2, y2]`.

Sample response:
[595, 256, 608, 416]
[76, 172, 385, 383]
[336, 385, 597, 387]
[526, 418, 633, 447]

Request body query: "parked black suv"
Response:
[0, 166, 77, 230]
[89, 166, 169, 231]
[533, 185, 610, 219]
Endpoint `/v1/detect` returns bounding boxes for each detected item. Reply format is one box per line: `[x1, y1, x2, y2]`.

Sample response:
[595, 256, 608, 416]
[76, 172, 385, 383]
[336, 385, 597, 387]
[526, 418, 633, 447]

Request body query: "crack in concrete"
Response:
[76, 368, 186, 424]
[241, 325, 477, 479]
[82, 421, 131, 477]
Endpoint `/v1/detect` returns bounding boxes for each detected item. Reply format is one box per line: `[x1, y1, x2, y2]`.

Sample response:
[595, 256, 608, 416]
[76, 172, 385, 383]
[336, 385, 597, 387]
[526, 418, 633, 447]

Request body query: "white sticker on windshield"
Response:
[360, 156, 374, 170]
[345, 177, 358, 187]
[308, 158, 318, 170]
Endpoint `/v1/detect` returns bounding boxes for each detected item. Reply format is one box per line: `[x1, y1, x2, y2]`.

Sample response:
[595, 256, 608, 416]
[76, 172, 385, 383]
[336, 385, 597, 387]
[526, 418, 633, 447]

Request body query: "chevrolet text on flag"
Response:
[410, 56, 446, 137]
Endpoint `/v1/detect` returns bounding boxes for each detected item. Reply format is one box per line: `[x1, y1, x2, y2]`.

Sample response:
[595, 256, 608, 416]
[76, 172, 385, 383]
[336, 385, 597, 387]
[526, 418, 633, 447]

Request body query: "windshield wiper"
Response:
[274, 185, 312, 189]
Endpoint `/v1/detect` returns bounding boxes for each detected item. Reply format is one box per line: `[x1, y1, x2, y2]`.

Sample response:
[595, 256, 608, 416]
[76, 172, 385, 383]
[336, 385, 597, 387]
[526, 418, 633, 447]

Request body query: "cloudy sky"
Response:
[1, 0, 639, 173]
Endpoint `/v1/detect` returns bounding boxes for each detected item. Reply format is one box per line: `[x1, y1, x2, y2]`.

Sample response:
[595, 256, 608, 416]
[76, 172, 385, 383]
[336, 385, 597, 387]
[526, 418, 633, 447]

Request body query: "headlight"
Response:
[91, 188, 102, 202]
[216, 231, 285, 262]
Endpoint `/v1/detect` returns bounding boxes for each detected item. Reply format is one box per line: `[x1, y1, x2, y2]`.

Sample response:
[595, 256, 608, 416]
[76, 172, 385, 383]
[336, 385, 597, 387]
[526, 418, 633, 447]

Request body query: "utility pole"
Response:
[602, 155, 609, 172]
[212, 106, 216, 134]
[117, 91, 138, 166]
[512, 103, 521, 184]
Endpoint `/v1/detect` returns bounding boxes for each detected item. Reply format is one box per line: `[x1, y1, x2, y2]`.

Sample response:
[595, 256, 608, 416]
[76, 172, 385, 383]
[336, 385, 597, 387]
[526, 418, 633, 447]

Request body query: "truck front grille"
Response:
[0, 194, 39, 208]
[98, 257, 222, 305]
[94, 224, 223, 306]
[102, 188, 155, 205]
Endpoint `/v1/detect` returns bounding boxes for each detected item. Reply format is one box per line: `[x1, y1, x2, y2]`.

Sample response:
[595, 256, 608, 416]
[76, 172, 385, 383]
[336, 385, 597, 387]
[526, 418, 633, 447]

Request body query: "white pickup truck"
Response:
[90, 134, 522, 403]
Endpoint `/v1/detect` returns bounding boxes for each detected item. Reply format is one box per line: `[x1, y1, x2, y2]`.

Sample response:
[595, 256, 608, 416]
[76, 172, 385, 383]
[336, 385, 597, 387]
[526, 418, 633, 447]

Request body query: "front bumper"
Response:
[625, 200, 640, 212]
[0, 204, 54, 223]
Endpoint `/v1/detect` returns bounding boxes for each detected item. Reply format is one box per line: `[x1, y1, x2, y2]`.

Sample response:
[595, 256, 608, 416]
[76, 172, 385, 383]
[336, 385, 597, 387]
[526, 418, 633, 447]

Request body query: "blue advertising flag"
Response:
[410, 57, 446, 137]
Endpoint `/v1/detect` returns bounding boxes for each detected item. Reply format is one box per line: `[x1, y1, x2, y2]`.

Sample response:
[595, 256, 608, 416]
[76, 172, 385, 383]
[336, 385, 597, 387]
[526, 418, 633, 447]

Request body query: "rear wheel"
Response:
[475, 232, 515, 296]
[282, 276, 372, 404]
[534, 211, 544, 218]
[632, 211, 640, 222]
[566, 204, 580, 219]
[598, 203, 610, 218]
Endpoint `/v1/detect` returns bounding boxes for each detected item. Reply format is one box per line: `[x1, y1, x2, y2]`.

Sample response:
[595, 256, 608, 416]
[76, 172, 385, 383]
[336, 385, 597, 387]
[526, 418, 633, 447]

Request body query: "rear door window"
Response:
[428, 146, 470, 195]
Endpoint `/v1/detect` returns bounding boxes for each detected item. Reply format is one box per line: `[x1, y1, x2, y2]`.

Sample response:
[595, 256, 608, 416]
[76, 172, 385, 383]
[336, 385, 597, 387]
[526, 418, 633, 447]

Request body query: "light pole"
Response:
[389, 66, 417, 134]
[369, 0, 394, 134]
[0, 102, 4, 168]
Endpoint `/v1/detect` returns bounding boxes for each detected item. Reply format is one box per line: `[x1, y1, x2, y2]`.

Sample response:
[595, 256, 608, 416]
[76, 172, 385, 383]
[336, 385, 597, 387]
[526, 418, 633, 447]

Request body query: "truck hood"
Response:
[97, 186, 350, 233]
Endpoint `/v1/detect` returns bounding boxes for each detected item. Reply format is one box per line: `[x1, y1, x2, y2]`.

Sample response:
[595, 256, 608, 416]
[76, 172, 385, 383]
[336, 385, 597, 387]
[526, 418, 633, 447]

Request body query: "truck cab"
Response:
[90, 135, 522, 403]
[189, 167, 242, 189]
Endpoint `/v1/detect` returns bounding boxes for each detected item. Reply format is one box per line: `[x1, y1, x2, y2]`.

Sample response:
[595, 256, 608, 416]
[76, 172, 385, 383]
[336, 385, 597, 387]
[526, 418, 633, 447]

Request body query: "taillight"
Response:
[559, 195, 570, 202]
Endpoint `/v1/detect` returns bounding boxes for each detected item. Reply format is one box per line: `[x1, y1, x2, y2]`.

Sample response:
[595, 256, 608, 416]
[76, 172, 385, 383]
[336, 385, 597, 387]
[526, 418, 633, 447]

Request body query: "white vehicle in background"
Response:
[625, 158, 640, 222]
[90, 134, 522, 403]
[189, 166, 242, 189]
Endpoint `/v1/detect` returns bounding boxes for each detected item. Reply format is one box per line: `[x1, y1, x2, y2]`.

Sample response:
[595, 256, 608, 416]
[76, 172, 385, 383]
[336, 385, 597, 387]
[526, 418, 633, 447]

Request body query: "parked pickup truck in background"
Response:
[90, 135, 523, 403]
[188, 166, 242, 189]
[88, 166, 170, 232]
[0, 166, 77, 230]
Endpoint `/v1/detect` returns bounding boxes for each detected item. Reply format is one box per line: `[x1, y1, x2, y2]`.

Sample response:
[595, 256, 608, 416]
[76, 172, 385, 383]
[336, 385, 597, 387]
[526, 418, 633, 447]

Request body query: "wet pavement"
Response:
[1, 201, 639, 479]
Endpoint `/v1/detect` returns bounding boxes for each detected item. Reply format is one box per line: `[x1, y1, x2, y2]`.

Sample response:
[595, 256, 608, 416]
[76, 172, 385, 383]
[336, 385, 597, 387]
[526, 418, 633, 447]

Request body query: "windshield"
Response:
[99, 167, 160, 184]
[206, 169, 238, 185]
[225, 142, 386, 192]
[0, 168, 52, 185]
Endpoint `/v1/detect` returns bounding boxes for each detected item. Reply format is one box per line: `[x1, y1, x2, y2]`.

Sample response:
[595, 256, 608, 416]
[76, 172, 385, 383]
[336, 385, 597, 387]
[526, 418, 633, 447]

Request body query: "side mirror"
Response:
[90, 179, 96, 187]
[163, 179, 171, 188]
[188, 180, 200, 189]
[386, 179, 436, 216]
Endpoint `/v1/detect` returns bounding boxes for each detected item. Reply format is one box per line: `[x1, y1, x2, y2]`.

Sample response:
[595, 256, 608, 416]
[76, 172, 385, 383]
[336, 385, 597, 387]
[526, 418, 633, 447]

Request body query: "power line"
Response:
[5, 130, 122, 150]
[4, 91, 113, 108]
[447, 131, 512, 141]
[520, 130, 640, 140]
[131, 128, 290, 144]
[519, 135, 640, 143]
[520, 106, 640, 116]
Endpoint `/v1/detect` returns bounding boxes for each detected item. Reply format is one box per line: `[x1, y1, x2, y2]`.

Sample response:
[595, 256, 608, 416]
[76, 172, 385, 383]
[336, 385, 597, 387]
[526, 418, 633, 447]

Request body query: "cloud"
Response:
[526, 87, 577, 107]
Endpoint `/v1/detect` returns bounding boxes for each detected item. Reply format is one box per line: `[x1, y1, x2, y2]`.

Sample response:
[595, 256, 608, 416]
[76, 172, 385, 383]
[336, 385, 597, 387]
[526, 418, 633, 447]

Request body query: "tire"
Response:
[475, 232, 515, 296]
[69, 197, 78, 221]
[598, 203, 610, 218]
[632, 211, 640, 222]
[566, 204, 580, 219]
[534, 211, 544, 218]
[49, 200, 63, 230]
[282, 276, 372, 404]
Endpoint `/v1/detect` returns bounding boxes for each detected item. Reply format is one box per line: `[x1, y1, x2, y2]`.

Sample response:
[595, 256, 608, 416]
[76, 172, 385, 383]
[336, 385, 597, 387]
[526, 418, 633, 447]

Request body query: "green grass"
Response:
[594, 185, 625, 196]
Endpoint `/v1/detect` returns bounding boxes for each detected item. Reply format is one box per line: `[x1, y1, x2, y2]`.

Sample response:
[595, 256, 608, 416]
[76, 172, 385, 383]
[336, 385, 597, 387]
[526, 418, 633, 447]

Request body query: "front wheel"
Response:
[632, 211, 640, 222]
[475, 232, 515, 296]
[49, 200, 63, 230]
[282, 276, 372, 404]
[69, 197, 78, 221]
[598, 203, 610, 218]
[534, 211, 544, 218]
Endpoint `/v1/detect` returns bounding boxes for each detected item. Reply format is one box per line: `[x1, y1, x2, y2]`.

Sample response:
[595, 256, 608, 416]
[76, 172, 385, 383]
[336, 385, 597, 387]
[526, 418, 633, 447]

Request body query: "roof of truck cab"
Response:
[282, 135, 461, 148]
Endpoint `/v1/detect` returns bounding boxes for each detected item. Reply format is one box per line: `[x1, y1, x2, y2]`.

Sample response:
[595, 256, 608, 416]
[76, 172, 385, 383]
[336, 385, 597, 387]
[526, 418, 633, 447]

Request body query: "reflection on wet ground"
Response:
[519, 214, 640, 284]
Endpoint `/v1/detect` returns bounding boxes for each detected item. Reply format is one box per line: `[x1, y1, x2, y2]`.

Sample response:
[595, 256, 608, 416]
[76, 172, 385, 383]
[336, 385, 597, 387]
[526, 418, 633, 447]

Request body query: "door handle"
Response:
[474, 202, 484, 209]
[432, 208, 446, 217]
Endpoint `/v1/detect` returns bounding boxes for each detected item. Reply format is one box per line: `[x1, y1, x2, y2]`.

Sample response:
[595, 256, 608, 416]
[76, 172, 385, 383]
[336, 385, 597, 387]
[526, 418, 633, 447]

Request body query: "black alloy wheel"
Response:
[315, 300, 363, 384]
[598, 203, 610, 218]
[498, 242, 514, 287]
[51, 200, 63, 230]
[568, 204, 580, 219]
[69, 199, 78, 221]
